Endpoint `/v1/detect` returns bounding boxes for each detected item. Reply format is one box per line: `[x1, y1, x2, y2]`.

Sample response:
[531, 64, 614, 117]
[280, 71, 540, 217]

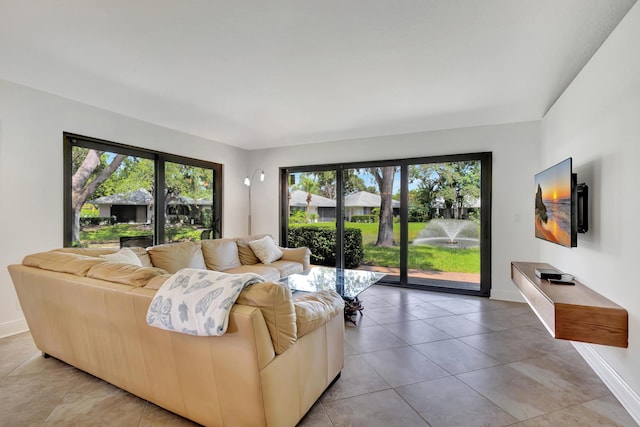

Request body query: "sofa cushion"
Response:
[294, 290, 344, 338]
[235, 234, 269, 265]
[269, 260, 304, 277]
[248, 236, 283, 264]
[144, 273, 172, 290]
[99, 247, 142, 266]
[55, 247, 117, 257]
[147, 241, 205, 273]
[23, 252, 105, 276]
[201, 239, 242, 271]
[223, 265, 281, 282]
[236, 281, 296, 354]
[87, 262, 168, 287]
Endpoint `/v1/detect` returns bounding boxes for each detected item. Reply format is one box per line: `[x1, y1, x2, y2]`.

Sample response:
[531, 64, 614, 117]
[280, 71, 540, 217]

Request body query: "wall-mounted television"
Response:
[534, 158, 578, 247]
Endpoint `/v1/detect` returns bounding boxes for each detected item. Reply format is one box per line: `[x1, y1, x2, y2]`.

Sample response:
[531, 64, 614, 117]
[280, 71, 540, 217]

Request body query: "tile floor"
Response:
[0, 285, 637, 426]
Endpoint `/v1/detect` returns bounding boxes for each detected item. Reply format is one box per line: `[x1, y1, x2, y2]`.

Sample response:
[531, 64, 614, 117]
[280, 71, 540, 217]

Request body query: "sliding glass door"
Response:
[342, 165, 403, 281]
[283, 168, 338, 266]
[280, 152, 491, 296]
[405, 159, 483, 292]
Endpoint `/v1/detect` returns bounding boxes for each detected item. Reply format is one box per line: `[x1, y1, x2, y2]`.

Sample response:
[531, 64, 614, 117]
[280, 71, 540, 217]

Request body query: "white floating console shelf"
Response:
[511, 262, 628, 348]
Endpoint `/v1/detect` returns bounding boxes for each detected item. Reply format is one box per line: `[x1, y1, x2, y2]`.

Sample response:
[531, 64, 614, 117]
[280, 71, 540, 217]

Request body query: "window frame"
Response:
[63, 132, 223, 247]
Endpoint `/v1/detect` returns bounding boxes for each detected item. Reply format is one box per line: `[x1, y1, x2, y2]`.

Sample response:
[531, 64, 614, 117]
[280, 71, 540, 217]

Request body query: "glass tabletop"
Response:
[280, 266, 386, 299]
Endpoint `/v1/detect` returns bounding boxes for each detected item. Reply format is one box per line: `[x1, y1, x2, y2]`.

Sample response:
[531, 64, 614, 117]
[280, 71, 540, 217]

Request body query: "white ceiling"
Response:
[0, 1, 635, 150]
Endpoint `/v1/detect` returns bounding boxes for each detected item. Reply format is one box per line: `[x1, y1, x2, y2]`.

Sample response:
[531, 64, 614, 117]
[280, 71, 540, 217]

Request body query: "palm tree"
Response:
[294, 175, 319, 222]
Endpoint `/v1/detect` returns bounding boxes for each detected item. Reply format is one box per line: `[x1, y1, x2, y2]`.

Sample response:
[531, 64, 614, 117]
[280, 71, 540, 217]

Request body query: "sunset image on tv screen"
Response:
[534, 158, 572, 247]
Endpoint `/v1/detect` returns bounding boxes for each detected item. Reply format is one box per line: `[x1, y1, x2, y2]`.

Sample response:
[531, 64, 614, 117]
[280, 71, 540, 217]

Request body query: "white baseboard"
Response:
[573, 342, 640, 424]
[0, 318, 29, 339]
[490, 288, 525, 302]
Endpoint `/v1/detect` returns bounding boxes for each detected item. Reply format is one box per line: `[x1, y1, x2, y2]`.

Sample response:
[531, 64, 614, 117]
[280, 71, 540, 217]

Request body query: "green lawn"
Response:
[364, 244, 480, 273]
[79, 223, 202, 245]
[291, 221, 480, 273]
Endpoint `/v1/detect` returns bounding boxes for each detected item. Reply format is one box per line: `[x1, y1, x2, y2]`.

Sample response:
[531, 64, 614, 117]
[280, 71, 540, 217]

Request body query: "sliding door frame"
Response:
[280, 151, 492, 297]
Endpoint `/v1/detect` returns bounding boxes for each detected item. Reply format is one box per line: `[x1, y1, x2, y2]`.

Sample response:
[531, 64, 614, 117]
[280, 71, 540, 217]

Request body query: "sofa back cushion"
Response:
[55, 248, 117, 257]
[147, 241, 205, 274]
[23, 251, 105, 276]
[56, 247, 152, 267]
[236, 281, 296, 354]
[201, 239, 242, 271]
[235, 234, 268, 265]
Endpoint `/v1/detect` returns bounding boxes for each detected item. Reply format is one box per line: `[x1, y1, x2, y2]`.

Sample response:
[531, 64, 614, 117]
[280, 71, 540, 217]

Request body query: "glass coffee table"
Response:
[280, 266, 386, 324]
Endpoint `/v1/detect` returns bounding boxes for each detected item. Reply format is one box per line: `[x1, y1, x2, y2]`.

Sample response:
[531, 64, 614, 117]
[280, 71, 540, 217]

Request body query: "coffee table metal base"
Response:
[343, 296, 364, 325]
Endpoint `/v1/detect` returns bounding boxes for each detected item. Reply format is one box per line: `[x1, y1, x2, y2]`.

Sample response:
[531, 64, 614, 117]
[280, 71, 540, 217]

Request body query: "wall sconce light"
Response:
[245, 169, 264, 234]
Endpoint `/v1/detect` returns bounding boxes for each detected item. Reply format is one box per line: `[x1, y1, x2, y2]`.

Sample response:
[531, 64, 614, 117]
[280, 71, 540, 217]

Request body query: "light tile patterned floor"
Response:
[0, 285, 636, 426]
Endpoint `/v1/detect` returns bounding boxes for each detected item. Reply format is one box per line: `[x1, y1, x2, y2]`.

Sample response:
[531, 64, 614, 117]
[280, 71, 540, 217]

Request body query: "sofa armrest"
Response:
[236, 281, 297, 355]
[280, 247, 311, 272]
[294, 290, 344, 338]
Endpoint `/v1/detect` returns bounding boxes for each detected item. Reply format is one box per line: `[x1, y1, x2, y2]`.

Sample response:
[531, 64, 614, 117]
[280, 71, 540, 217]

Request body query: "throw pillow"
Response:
[248, 236, 283, 264]
[100, 247, 143, 267]
[235, 234, 268, 265]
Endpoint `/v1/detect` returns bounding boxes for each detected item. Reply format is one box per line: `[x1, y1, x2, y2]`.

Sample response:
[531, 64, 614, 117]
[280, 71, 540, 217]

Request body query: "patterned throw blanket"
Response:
[146, 268, 264, 336]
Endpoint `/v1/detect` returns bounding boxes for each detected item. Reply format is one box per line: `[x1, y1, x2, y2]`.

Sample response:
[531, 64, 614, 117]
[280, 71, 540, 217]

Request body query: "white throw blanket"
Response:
[146, 268, 264, 336]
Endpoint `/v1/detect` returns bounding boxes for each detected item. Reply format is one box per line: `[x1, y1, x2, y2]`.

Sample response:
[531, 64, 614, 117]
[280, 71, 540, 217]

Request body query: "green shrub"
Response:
[344, 228, 364, 268]
[79, 217, 116, 226]
[350, 214, 378, 223]
[288, 210, 308, 224]
[287, 226, 363, 269]
[408, 205, 430, 222]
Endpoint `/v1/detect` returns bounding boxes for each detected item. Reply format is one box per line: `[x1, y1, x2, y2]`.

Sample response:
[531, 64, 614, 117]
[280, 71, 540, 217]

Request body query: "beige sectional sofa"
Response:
[8, 236, 345, 427]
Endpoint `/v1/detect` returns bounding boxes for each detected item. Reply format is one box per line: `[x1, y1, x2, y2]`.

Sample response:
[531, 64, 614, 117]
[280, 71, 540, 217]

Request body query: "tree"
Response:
[163, 163, 214, 224]
[293, 174, 320, 222]
[97, 156, 154, 198]
[71, 149, 126, 242]
[409, 161, 480, 219]
[313, 171, 338, 200]
[435, 161, 480, 218]
[409, 164, 439, 211]
[312, 170, 372, 199]
[369, 166, 398, 247]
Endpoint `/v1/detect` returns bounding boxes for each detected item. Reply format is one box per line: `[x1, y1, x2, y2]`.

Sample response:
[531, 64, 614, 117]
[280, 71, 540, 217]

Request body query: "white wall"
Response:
[0, 79, 249, 337]
[541, 2, 640, 419]
[248, 121, 541, 302]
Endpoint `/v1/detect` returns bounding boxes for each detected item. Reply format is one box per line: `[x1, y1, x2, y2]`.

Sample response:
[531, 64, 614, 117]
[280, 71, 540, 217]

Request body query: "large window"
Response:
[280, 153, 491, 296]
[63, 133, 222, 248]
